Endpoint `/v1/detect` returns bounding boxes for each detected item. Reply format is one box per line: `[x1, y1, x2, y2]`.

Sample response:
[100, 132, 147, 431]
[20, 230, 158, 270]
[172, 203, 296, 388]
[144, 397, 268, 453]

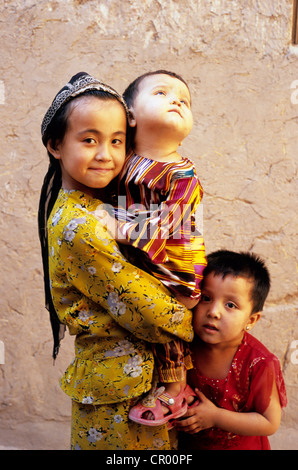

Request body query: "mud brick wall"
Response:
[0, 0, 297, 449]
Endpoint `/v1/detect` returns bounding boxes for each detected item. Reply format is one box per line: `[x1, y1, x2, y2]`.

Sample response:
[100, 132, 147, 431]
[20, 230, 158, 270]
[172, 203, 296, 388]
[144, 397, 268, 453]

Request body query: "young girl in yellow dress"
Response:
[38, 72, 193, 450]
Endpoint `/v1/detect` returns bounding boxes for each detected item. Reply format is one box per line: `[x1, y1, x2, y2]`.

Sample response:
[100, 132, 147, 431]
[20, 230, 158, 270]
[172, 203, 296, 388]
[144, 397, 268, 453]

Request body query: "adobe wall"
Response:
[0, 0, 297, 449]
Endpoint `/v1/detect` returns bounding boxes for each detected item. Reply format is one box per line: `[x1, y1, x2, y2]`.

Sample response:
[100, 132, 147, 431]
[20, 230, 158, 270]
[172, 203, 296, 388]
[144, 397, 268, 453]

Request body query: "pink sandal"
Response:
[167, 385, 199, 429]
[128, 385, 194, 427]
[183, 384, 199, 408]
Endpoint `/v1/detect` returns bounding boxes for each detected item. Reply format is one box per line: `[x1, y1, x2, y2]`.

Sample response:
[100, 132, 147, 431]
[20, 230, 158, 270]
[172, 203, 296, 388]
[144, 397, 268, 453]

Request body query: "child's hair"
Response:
[38, 72, 128, 359]
[203, 250, 271, 314]
[122, 69, 190, 109]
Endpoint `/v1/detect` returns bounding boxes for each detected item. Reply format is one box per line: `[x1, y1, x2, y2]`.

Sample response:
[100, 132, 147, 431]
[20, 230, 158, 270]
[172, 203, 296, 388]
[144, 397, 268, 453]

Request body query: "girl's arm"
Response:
[58, 214, 193, 344]
[102, 212, 200, 310]
[175, 384, 282, 436]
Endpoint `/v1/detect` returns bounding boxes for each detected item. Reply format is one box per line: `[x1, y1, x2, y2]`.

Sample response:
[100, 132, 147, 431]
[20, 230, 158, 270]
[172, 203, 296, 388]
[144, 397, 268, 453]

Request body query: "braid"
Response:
[38, 157, 63, 359]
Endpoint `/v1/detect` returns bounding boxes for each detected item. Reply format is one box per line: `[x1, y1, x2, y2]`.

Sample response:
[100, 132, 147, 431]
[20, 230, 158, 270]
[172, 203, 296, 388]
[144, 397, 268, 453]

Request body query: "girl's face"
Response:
[48, 96, 127, 197]
[193, 273, 261, 349]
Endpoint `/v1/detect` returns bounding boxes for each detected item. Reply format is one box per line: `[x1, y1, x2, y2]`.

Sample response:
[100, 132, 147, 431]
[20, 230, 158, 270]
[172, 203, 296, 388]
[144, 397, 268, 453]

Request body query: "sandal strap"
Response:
[141, 386, 165, 407]
[158, 392, 176, 406]
[141, 385, 185, 409]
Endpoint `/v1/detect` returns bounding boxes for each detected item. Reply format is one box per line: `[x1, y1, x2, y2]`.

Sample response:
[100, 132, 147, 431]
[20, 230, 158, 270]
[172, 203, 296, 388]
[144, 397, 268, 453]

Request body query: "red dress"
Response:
[180, 333, 287, 450]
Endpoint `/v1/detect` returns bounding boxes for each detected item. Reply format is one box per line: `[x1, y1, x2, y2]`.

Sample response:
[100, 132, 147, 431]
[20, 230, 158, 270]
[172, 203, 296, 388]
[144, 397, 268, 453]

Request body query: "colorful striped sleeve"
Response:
[118, 168, 202, 264]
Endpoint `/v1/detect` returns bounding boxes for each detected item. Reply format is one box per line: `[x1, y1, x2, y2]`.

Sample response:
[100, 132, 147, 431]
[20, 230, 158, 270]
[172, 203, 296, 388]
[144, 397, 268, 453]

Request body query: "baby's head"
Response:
[123, 70, 193, 151]
[123, 70, 190, 110]
[202, 250, 271, 315]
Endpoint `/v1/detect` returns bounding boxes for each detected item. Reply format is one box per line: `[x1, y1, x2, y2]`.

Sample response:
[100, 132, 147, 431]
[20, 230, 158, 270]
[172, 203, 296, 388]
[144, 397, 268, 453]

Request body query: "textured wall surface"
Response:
[0, 0, 297, 450]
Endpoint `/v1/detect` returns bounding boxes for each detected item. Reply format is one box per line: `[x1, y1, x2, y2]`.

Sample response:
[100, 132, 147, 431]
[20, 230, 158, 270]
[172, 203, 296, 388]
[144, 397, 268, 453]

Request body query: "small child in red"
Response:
[176, 250, 287, 450]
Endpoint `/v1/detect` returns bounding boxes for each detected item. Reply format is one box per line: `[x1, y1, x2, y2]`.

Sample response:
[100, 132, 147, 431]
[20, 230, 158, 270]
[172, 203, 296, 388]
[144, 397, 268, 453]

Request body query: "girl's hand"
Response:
[176, 381, 282, 437]
[174, 388, 217, 434]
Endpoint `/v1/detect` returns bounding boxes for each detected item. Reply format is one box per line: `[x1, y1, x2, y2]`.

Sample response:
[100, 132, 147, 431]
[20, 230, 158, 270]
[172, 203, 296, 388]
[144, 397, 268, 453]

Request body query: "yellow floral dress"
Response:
[47, 189, 193, 450]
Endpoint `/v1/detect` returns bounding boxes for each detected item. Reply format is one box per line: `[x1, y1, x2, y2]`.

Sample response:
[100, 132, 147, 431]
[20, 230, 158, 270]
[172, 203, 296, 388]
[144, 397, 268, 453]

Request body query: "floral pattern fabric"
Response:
[47, 189, 193, 449]
[71, 398, 178, 450]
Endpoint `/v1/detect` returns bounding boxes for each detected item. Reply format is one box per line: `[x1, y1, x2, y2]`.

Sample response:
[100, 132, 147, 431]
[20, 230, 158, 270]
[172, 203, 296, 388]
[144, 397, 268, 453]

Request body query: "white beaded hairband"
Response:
[41, 72, 128, 138]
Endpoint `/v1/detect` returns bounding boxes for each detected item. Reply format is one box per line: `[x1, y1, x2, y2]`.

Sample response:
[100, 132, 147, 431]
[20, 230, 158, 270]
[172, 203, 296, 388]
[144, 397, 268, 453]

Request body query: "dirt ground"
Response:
[0, 421, 297, 451]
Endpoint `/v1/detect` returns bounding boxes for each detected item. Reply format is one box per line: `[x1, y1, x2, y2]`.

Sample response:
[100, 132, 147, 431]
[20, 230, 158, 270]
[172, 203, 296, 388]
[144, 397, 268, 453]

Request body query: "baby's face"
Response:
[129, 73, 193, 143]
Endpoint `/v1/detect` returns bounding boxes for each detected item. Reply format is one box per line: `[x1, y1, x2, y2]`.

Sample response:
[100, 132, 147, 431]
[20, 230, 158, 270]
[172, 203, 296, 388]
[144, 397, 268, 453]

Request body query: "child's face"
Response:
[193, 273, 261, 347]
[48, 96, 126, 196]
[129, 74, 193, 143]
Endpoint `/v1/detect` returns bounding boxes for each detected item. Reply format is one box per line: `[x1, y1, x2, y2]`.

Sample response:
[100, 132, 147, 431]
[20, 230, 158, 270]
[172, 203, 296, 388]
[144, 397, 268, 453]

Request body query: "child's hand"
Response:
[176, 294, 199, 310]
[93, 206, 128, 242]
[93, 206, 117, 235]
[174, 388, 217, 434]
[177, 383, 283, 437]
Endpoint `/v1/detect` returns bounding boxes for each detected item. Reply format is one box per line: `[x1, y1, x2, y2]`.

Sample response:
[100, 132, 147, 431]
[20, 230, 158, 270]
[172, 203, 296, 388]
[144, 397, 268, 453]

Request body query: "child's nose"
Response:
[207, 302, 221, 318]
[170, 96, 181, 106]
[95, 143, 111, 161]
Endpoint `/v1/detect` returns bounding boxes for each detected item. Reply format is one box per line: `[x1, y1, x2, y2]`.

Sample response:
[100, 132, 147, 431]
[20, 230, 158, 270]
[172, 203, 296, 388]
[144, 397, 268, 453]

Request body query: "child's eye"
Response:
[155, 90, 166, 96]
[200, 294, 210, 302]
[226, 302, 237, 309]
[84, 138, 96, 144]
[181, 99, 190, 107]
[112, 138, 123, 145]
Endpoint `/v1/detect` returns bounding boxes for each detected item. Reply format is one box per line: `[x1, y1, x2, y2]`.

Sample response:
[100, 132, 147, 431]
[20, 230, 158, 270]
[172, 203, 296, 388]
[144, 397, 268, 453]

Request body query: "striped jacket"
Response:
[116, 153, 207, 298]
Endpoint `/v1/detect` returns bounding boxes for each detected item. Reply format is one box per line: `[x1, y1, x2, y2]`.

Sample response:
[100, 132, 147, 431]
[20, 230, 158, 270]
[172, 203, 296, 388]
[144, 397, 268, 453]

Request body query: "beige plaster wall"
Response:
[0, 0, 297, 450]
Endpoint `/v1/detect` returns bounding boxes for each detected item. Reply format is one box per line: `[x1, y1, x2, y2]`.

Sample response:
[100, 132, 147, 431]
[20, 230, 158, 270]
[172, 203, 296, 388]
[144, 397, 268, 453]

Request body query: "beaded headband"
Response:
[41, 72, 128, 139]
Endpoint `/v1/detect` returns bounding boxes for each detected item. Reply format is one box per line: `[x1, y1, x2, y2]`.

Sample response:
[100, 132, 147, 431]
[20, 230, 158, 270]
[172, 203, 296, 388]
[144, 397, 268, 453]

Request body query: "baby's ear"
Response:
[127, 109, 137, 127]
